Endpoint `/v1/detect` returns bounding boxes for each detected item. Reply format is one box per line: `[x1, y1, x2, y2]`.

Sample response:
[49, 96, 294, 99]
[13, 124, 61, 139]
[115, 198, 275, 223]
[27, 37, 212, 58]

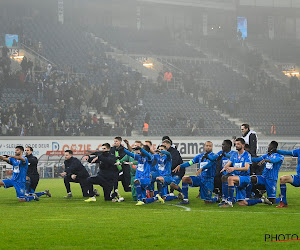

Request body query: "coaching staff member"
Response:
[83, 143, 117, 201]
[60, 150, 93, 198]
[25, 146, 40, 194]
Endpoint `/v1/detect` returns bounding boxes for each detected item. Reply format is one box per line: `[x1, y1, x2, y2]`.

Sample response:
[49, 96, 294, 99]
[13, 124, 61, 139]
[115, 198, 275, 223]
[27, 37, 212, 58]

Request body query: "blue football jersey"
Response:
[293, 149, 300, 176]
[277, 148, 300, 176]
[230, 151, 252, 176]
[260, 153, 284, 180]
[191, 152, 217, 178]
[135, 157, 152, 179]
[124, 148, 153, 179]
[216, 150, 235, 175]
[9, 157, 28, 183]
[155, 151, 172, 177]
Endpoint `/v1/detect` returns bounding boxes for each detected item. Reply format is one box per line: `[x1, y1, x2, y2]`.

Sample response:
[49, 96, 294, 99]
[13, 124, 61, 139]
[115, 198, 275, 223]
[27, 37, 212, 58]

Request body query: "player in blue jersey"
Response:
[173, 141, 217, 205]
[206, 140, 235, 205]
[149, 149, 160, 198]
[0, 146, 39, 202]
[154, 145, 183, 202]
[250, 141, 284, 206]
[124, 145, 157, 205]
[220, 138, 252, 207]
[276, 147, 300, 208]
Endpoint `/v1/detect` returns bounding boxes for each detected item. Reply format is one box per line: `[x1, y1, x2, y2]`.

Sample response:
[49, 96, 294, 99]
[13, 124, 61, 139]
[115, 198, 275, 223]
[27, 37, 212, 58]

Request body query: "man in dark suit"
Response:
[60, 150, 93, 198]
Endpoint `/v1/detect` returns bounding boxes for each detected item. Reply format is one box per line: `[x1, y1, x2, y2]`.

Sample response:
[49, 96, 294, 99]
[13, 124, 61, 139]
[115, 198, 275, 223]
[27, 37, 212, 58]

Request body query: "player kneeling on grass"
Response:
[173, 141, 217, 205]
[0, 146, 39, 202]
[60, 150, 94, 199]
[220, 138, 270, 207]
[124, 145, 157, 205]
[83, 143, 117, 202]
[154, 145, 182, 203]
[275, 147, 300, 208]
[25, 147, 51, 199]
[250, 141, 283, 206]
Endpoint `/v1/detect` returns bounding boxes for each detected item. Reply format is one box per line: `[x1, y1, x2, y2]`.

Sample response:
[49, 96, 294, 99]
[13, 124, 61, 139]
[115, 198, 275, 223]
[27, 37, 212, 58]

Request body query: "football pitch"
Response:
[0, 173, 300, 249]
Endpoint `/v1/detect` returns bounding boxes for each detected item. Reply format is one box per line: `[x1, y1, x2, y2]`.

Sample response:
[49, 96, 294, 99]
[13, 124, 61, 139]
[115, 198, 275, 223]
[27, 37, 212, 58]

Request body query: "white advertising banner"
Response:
[0, 137, 299, 159]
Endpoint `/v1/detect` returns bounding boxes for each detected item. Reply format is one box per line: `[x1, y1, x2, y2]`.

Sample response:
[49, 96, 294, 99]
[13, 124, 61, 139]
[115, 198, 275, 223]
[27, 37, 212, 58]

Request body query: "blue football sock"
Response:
[35, 191, 45, 197]
[275, 197, 281, 204]
[222, 182, 228, 200]
[247, 199, 262, 206]
[246, 184, 252, 198]
[165, 195, 177, 201]
[145, 197, 158, 203]
[280, 184, 287, 204]
[154, 191, 158, 196]
[134, 183, 143, 201]
[176, 187, 182, 193]
[182, 183, 189, 199]
[25, 196, 35, 202]
[228, 186, 234, 202]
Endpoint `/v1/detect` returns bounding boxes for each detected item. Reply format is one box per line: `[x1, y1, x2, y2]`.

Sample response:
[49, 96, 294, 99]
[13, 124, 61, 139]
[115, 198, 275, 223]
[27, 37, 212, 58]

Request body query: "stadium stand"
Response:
[1, 12, 299, 137]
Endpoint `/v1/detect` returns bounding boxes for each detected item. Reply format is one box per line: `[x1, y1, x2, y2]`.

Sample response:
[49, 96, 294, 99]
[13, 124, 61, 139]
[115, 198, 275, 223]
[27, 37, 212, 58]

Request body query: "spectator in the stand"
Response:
[20, 56, 28, 72]
[92, 114, 98, 124]
[80, 101, 88, 117]
[102, 95, 108, 114]
[2, 45, 9, 57]
[20, 124, 26, 136]
[59, 100, 66, 123]
[168, 114, 177, 128]
[46, 64, 52, 77]
[191, 123, 199, 136]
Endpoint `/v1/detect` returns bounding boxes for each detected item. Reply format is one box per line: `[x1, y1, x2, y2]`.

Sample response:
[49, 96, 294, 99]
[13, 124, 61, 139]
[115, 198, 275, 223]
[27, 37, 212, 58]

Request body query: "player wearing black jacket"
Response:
[25, 147, 39, 193]
[60, 150, 93, 198]
[84, 143, 118, 202]
[25, 147, 51, 198]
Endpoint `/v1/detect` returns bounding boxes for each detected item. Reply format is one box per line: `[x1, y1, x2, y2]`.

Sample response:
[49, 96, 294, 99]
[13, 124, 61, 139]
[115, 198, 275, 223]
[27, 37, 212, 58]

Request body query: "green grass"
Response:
[1, 172, 300, 249]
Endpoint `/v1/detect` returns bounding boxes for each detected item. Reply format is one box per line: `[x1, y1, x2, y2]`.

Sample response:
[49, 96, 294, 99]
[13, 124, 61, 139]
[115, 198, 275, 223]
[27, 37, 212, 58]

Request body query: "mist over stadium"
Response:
[0, 0, 300, 249]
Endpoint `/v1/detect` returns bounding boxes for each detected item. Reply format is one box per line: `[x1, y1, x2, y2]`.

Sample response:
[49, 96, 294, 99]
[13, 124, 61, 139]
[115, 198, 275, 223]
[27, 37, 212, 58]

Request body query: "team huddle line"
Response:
[0, 135, 299, 208]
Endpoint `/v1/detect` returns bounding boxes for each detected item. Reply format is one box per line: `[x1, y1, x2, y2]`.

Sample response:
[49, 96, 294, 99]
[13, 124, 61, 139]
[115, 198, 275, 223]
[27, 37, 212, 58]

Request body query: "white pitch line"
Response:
[165, 203, 191, 211]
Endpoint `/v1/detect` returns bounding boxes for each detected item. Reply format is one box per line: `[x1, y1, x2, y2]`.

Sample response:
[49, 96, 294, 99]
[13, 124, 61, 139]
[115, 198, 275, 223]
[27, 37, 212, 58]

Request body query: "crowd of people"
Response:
[1, 127, 299, 208]
[0, 49, 151, 136]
